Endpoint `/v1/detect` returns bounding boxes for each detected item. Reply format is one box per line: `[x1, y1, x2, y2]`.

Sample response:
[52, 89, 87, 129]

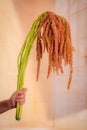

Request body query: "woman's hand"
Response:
[9, 88, 27, 108]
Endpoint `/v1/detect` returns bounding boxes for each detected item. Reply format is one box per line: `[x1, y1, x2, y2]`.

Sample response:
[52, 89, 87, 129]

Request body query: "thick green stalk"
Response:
[16, 12, 46, 120]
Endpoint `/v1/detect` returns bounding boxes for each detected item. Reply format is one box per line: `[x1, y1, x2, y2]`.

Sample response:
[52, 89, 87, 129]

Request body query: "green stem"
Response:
[16, 12, 46, 120]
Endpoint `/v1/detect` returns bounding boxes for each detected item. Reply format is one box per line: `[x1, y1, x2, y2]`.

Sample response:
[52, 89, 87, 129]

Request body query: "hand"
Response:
[9, 88, 27, 108]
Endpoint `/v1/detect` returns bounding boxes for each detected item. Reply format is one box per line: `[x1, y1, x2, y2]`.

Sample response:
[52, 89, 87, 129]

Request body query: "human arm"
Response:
[0, 88, 27, 114]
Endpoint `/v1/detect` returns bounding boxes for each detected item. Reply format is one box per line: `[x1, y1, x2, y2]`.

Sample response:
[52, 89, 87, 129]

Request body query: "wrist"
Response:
[0, 99, 15, 114]
[7, 99, 13, 109]
[8, 98, 15, 109]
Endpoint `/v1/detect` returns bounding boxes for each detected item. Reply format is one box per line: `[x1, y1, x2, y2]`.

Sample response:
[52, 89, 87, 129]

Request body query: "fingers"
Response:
[16, 88, 27, 95]
[16, 98, 25, 105]
[15, 88, 27, 105]
[10, 88, 27, 108]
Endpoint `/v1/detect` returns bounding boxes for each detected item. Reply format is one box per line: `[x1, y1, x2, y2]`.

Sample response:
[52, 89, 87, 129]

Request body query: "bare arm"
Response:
[0, 99, 12, 114]
[0, 88, 27, 114]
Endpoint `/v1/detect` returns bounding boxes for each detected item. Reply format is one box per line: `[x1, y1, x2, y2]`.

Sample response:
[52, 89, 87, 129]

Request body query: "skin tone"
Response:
[0, 88, 27, 114]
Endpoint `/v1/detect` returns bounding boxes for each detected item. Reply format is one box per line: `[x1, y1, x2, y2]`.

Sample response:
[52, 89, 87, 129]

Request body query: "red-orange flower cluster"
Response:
[36, 12, 74, 89]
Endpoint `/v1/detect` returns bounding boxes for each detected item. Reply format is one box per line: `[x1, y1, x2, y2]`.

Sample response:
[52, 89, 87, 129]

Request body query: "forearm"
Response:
[0, 99, 13, 114]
